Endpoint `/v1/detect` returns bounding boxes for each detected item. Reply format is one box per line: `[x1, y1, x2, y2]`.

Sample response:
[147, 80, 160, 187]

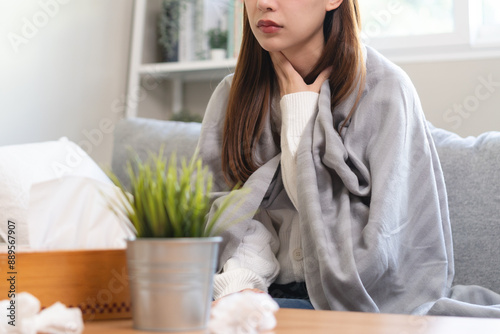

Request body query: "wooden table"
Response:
[83, 308, 500, 334]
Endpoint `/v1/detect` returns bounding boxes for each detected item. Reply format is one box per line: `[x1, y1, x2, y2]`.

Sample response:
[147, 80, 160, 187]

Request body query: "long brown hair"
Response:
[222, 0, 366, 187]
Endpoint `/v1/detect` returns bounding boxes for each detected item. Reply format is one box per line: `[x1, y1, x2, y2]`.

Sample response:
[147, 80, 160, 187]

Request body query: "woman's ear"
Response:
[326, 0, 343, 11]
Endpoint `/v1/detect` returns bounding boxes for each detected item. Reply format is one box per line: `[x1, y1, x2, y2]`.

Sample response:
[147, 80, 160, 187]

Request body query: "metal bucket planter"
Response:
[126, 237, 222, 331]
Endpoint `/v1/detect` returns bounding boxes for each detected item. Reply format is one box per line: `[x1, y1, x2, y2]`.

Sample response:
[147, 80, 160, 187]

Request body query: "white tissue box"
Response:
[0, 249, 131, 321]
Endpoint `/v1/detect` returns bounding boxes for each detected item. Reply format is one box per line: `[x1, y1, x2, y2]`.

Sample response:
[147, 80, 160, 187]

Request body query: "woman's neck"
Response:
[282, 43, 324, 79]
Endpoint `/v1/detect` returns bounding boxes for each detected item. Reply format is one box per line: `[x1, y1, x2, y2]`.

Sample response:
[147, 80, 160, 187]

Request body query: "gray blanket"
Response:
[198, 46, 500, 317]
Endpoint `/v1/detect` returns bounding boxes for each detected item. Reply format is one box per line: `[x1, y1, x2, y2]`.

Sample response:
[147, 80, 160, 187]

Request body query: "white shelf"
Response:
[138, 59, 237, 81]
[140, 58, 237, 74]
[126, 0, 237, 118]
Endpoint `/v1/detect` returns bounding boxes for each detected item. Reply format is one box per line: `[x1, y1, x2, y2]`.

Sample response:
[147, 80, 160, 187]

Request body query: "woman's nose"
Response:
[256, 0, 277, 12]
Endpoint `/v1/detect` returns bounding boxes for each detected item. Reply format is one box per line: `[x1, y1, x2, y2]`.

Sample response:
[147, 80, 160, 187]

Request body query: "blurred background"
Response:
[1, 0, 499, 165]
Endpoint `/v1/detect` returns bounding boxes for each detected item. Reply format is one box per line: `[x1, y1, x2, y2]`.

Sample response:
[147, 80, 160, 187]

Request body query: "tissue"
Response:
[209, 291, 279, 334]
[0, 138, 114, 246]
[27, 176, 134, 250]
[0, 292, 83, 334]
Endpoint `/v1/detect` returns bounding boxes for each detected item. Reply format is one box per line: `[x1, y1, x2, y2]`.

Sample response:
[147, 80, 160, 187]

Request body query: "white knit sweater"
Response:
[213, 92, 319, 300]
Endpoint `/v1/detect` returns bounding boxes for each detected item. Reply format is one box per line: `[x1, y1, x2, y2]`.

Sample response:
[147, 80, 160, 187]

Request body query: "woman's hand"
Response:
[270, 51, 332, 97]
[212, 288, 266, 308]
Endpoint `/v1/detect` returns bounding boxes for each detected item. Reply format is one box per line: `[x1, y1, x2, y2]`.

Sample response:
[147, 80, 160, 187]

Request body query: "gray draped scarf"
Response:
[198, 46, 500, 317]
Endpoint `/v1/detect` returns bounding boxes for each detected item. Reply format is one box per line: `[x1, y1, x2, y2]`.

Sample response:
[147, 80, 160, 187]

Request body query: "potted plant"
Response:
[106, 150, 243, 331]
[207, 27, 228, 60]
[170, 108, 203, 123]
[158, 0, 180, 62]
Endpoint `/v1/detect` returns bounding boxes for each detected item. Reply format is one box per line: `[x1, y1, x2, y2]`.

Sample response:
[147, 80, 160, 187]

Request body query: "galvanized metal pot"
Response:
[126, 237, 222, 331]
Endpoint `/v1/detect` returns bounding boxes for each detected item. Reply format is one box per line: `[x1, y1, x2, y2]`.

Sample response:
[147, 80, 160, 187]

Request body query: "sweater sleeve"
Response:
[213, 212, 280, 300]
[197, 75, 281, 301]
[280, 92, 319, 209]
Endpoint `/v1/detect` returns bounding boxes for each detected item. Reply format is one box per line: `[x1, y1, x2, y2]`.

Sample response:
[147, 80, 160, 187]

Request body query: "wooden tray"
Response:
[0, 249, 130, 320]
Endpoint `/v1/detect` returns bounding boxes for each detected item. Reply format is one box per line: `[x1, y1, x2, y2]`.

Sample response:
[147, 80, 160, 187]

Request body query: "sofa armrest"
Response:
[430, 123, 500, 293]
[111, 118, 201, 189]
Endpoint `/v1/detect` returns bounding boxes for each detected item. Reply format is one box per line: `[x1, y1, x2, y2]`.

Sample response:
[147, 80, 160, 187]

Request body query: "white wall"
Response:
[172, 57, 500, 139]
[1, 0, 498, 168]
[399, 57, 500, 137]
[0, 0, 133, 166]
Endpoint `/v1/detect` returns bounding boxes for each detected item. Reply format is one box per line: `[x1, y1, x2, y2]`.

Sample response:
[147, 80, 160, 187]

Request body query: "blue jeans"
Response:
[273, 298, 315, 309]
[269, 282, 315, 310]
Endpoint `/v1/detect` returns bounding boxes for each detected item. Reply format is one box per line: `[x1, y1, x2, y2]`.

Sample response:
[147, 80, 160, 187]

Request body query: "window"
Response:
[482, 0, 500, 25]
[358, 0, 500, 61]
[471, 0, 500, 46]
[359, 0, 454, 38]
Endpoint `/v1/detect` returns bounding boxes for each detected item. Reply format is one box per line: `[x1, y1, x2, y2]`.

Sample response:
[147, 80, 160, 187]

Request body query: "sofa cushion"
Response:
[111, 118, 202, 190]
[430, 124, 500, 293]
[111, 119, 499, 293]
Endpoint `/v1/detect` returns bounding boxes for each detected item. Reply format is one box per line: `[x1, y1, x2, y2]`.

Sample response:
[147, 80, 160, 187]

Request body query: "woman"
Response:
[198, 0, 500, 316]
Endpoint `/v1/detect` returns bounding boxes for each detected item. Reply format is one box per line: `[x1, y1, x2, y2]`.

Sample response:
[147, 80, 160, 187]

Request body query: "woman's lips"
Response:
[257, 20, 282, 33]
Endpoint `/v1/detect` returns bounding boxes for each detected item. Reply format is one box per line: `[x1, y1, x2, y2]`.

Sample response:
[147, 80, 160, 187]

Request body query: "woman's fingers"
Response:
[310, 66, 333, 93]
[211, 288, 266, 309]
[270, 51, 331, 96]
[269, 51, 290, 76]
[270, 51, 310, 96]
[240, 288, 266, 294]
[270, 51, 295, 96]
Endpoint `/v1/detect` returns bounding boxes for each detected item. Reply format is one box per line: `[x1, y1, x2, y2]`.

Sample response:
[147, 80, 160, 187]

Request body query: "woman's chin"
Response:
[259, 44, 285, 53]
[254, 38, 286, 53]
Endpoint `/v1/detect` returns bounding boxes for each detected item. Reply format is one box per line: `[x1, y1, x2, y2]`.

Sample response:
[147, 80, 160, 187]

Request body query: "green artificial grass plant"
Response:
[107, 150, 244, 238]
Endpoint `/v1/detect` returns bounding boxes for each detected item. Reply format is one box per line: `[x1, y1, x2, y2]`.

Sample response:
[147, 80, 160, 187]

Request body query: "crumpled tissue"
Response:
[209, 291, 279, 334]
[0, 292, 83, 334]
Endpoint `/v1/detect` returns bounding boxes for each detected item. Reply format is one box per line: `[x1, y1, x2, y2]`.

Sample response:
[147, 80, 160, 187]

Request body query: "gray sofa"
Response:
[111, 117, 500, 294]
